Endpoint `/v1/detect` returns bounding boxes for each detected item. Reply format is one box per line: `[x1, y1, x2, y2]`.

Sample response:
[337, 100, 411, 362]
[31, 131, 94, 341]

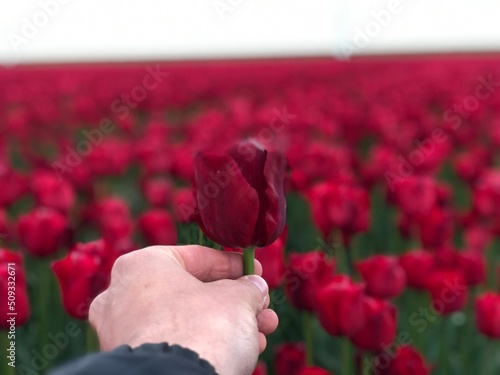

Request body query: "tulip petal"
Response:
[194, 152, 259, 248]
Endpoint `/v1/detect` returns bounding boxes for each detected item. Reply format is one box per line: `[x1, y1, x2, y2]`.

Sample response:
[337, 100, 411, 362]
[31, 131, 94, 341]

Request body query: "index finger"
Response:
[158, 245, 263, 282]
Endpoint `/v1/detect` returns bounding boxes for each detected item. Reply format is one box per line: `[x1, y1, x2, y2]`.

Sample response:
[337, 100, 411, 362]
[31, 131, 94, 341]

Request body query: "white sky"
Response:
[0, 0, 499, 64]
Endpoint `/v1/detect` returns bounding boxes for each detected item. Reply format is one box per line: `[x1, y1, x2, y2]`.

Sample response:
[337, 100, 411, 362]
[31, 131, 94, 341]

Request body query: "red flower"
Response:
[475, 292, 500, 339]
[315, 275, 365, 336]
[455, 251, 486, 286]
[138, 209, 177, 246]
[194, 139, 286, 248]
[375, 345, 429, 375]
[284, 251, 335, 311]
[357, 255, 406, 299]
[31, 170, 75, 214]
[0, 249, 30, 328]
[297, 367, 330, 375]
[307, 182, 369, 243]
[92, 198, 134, 247]
[254, 227, 287, 289]
[425, 270, 468, 315]
[399, 251, 436, 290]
[274, 342, 306, 375]
[0, 209, 11, 244]
[418, 206, 453, 249]
[51, 239, 117, 319]
[350, 297, 397, 352]
[141, 177, 172, 208]
[17, 207, 69, 257]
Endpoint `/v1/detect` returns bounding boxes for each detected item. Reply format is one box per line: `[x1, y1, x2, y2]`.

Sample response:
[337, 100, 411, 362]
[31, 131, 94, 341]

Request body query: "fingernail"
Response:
[245, 275, 268, 297]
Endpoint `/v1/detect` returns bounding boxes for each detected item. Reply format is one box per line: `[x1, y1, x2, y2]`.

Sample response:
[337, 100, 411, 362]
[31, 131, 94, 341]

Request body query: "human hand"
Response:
[89, 245, 279, 375]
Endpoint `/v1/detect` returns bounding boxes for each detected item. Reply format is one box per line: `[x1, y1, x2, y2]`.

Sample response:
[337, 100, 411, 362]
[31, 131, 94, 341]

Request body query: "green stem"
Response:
[198, 227, 204, 246]
[341, 337, 352, 375]
[243, 247, 255, 275]
[344, 241, 356, 279]
[440, 317, 450, 375]
[86, 324, 99, 353]
[303, 312, 314, 366]
[38, 259, 49, 355]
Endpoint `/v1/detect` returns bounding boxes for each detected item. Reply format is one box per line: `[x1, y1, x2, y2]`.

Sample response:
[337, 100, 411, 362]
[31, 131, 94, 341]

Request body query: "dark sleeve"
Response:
[49, 343, 218, 375]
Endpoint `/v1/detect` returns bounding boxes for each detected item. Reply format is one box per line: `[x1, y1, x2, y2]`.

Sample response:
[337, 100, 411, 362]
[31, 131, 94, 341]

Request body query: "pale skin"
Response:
[89, 245, 279, 375]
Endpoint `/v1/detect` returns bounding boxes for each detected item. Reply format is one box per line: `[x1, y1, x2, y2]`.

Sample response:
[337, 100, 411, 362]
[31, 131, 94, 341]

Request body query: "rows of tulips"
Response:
[1, 56, 500, 374]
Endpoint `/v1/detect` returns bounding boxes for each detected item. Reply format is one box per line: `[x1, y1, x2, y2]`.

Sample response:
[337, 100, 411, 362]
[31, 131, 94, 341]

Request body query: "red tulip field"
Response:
[1, 55, 500, 374]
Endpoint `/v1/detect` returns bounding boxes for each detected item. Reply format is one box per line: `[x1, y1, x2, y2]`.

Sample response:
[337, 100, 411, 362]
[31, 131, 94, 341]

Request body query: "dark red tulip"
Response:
[284, 251, 335, 311]
[357, 255, 406, 299]
[391, 176, 437, 220]
[350, 297, 397, 352]
[375, 345, 429, 375]
[92, 198, 134, 246]
[297, 367, 330, 375]
[194, 139, 286, 248]
[315, 275, 365, 336]
[51, 239, 117, 319]
[254, 227, 287, 289]
[17, 207, 69, 257]
[399, 251, 436, 290]
[138, 209, 177, 246]
[0, 249, 30, 328]
[274, 342, 306, 375]
[31, 170, 75, 214]
[463, 224, 491, 252]
[455, 251, 486, 286]
[426, 269, 468, 315]
[475, 292, 500, 339]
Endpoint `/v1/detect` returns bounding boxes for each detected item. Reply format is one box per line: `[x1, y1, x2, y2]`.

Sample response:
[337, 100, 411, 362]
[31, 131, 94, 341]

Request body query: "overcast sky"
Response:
[0, 0, 499, 64]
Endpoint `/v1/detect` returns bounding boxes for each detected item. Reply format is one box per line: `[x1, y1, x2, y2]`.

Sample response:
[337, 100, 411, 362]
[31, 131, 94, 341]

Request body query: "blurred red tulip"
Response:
[194, 139, 286, 248]
[426, 269, 468, 315]
[350, 297, 397, 352]
[375, 345, 429, 375]
[31, 170, 75, 213]
[274, 342, 306, 375]
[475, 292, 500, 339]
[399, 250, 436, 290]
[254, 227, 287, 289]
[17, 207, 69, 257]
[0, 162, 26, 207]
[357, 255, 406, 299]
[51, 239, 117, 319]
[142, 177, 172, 208]
[455, 251, 486, 286]
[284, 251, 335, 311]
[138, 209, 177, 246]
[173, 188, 196, 223]
[315, 275, 365, 336]
[297, 367, 330, 375]
[252, 362, 267, 375]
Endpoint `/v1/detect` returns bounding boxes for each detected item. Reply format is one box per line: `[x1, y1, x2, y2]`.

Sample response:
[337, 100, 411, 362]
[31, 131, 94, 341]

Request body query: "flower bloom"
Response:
[475, 292, 500, 339]
[194, 139, 286, 248]
[357, 255, 406, 299]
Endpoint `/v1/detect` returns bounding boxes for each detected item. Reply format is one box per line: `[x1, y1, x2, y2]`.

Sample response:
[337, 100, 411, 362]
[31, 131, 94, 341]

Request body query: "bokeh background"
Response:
[1, 1, 500, 375]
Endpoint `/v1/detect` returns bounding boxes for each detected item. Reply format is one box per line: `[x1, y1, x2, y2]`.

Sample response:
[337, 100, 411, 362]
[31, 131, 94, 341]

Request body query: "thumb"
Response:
[236, 275, 269, 314]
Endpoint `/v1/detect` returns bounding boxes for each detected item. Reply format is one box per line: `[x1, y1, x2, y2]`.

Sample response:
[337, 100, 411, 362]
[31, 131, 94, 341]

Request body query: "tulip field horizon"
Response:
[1, 54, 500, 374]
